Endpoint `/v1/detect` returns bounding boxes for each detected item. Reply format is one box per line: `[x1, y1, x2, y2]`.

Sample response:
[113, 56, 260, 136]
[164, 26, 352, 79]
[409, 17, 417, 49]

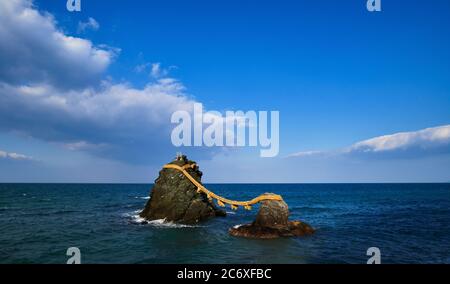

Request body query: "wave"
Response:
[144, 219, 200, 228]
[124, 210, 201, 228]
[136, 196, 150, 200]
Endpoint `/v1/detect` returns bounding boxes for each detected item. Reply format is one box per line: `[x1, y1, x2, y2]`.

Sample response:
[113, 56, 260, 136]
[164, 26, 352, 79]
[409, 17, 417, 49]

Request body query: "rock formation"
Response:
[140, 155, 226, 224]
[140, 155, 314, 238]
[229, 198, 315, 239]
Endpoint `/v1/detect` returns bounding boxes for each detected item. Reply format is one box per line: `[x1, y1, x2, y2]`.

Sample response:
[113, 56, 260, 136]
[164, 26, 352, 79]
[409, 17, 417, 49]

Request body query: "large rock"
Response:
[229, 198, 315, 239]
[140, 155, 226, 224]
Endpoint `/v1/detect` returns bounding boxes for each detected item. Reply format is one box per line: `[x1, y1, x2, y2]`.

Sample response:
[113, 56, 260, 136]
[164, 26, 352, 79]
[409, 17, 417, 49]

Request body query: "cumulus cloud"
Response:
[0, 79, 201, 163]
[0, 0, 206, 164]
[0, 0, 246, 165]
[0, 149, 33, 161]
[289, 125, 450, 159]
[0, 0, 116, 89]
[77, 17, 100, 33]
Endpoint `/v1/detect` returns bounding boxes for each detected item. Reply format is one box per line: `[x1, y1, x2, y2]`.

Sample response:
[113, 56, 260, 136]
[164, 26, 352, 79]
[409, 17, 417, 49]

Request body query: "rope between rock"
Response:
[163, 164, 284, 211]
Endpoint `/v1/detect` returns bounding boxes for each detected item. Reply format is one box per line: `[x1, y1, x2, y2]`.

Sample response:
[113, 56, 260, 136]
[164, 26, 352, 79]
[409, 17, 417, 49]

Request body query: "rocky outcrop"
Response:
[229, 198, 315, 239]
[140, 155, 226, 224]
[140, 155, 314, 237]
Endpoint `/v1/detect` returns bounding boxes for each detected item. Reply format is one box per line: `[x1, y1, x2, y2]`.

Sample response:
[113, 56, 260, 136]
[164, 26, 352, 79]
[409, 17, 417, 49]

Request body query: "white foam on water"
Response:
[130, 214, 147, 224]
[122, 210, 142, 219]
[226, 211, 236, 215]
[135, 196, 150, 200]
[233, 224, 244, 229]
[125, 210, 201, 228]
[145, 219, 200, 228]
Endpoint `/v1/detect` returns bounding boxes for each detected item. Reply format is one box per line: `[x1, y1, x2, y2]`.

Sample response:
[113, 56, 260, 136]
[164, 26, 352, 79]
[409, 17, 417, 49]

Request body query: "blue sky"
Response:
[0, 0, 449, 183]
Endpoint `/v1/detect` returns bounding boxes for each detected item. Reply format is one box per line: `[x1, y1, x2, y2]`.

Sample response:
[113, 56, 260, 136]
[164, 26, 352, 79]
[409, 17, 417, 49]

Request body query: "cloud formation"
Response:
[290, 125, 450, 159]
[0, 79, 200, 164]
[0, 0, 272, 165]
[0, 149, 32, 161]
[0, 0, 116, 90]
[77, 17, 100, 33]
[346, 125, 450, 157]
[287, 150, 325, 158]
[135, 62, 176, 79]
[0, 0, 207, 164]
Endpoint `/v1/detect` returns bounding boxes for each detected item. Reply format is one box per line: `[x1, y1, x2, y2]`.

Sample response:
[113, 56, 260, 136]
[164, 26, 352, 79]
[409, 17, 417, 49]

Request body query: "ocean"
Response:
[0, 183, 449, 264]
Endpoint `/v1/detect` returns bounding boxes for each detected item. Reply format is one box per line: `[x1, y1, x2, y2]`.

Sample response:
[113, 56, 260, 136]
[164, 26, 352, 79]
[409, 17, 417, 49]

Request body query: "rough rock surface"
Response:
[229, 198, 315, 239]
[140, 155, 226, 224]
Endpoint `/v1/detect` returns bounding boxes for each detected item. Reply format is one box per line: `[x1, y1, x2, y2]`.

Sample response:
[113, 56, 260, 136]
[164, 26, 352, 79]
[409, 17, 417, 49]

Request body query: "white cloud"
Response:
[135, 62, 176, 79]
[289, 125, 450, 159]
[0, 0, 244, 165]
[0, 78, 256, 163]
[0, 149, 33, 160]
[151, 63, 166, 78]
[287, 150, 325, 158]
[0, 78, 199, 163]
[77, 17, 100, 33]
[347, 125, 450, 154]
[0, 0, 202, 163]
[64, 141, 108, 151]
[0, 0, 116, 89]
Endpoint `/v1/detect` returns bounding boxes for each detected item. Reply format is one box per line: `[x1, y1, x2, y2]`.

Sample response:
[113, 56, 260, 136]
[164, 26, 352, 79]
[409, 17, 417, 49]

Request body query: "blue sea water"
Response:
[0, 183, 449, 264]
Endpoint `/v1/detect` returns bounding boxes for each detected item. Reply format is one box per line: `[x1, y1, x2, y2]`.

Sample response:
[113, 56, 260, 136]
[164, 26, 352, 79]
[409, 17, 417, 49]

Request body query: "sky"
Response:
[0, 0, 449, 183]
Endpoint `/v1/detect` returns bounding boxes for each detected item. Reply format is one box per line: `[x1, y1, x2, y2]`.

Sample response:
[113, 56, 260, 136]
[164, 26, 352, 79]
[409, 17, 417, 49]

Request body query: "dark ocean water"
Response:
[0, 183, 449, 264]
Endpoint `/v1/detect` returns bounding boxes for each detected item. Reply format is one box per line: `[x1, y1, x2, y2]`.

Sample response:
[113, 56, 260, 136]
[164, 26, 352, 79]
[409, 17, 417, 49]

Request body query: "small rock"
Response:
[254, 196, 290, 228]
[229, 199, 315, 239]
